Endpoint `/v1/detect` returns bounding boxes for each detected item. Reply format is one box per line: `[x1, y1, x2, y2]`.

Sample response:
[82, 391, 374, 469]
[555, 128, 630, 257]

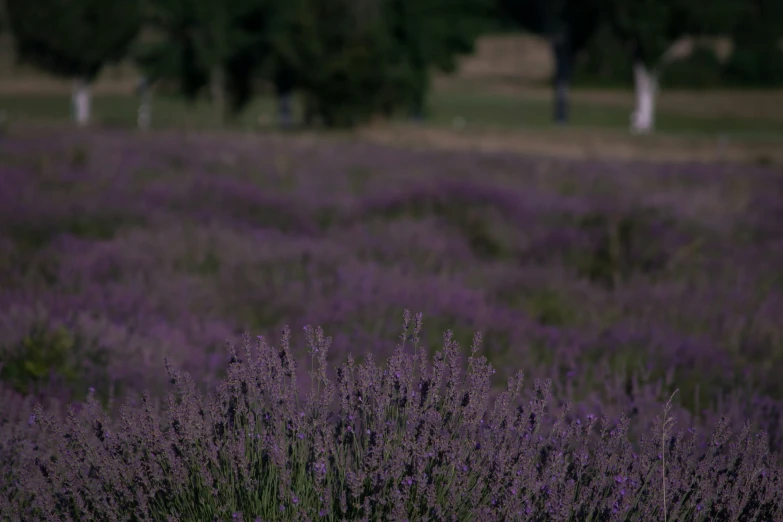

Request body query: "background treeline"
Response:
[0, 0, 781, 128]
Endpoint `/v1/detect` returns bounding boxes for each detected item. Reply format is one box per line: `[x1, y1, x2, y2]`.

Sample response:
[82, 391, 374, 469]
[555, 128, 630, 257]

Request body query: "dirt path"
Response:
[360, 122, 783, 165]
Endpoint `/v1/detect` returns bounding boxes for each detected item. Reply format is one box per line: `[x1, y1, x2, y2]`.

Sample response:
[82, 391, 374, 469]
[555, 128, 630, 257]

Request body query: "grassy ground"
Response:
[2, 87, 783, 165]
[430, 79, 783, 138]
[2, 86, 783, 138]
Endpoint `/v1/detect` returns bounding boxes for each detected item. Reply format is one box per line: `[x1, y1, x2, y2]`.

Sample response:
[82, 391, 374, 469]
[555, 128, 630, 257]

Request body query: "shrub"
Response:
[0, 307, 115, 409]
[724, 44, 783, 88]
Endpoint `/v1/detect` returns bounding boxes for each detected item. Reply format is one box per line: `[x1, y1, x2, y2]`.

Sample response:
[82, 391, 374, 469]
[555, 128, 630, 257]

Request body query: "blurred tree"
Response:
[269, 0, 397, 128]
[572, 21, 634, 88]
[0, 1, 7, 35]
[660, 43, 724, 89]
[4, 0, 141, 126]
[226, 3, 299, 129]
[396, 0, 492, 120]
[271, 0, 490, 128]
[135, 0, 489, 129]
[600, 0, 743, 133]
[384, 0, 445, 121]
[724, 0, 783, 87]
[496, 0, 601, 124]
[134, 0, 272, 126]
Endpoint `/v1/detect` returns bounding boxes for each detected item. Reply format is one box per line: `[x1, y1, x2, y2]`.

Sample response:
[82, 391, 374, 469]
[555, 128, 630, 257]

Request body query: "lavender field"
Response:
[1, 127, 783, 520]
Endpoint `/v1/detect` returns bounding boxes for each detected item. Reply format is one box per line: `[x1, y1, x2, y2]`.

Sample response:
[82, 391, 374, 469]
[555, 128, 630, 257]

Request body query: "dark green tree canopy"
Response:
[495, 0, 601, 61]
[0, 1, 7, 34]
[600, 0, 745, 66]
[134, 0, 491, 126]
[725, 0, 783, 86]
[134, 0, 273, 113]
[268, 0, 402, 126]
[724, 0, 782, 48]
[5, 0, 141, 81]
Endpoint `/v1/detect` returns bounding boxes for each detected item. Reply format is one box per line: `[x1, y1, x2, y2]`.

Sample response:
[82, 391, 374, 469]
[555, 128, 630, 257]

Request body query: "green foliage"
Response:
[67, 145, 90, 168]
[573, 22, 633, 87]
[494, 284, 579, 328]
[408, 0, 492, 73]
[352, 193, 516, 260]
[0, 325, 110, 406]
[725, 44, 783, 88]
[135, 34, 207, 103]
[1, 326, 77, 388]
[660, 45, 725, 89]
[135, 0, 272, 118]
[269, 0, 411, 127]
[721, 0, 783, 87]
[8, 214, 144, 254]
[5, 0, 141, 80]
[135, 0, 490, 127]
[0, 0, 7, 34]
[599, 0, 745, 68]
[496, 0, 603, 102]
[459, 213, 508, 259]
[524, 288, 578, 327]
[571, 210, 671, 289]
[180, 248, 222, 276]
[347, 166, 372, 193]
[0, 109, 8, 138]
[2, 206, 145, 288]
[597, 0, 672, 66]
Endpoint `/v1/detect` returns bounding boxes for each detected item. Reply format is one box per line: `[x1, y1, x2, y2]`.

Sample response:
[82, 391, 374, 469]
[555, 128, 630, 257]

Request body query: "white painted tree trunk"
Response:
[630, 62, 658, 134]
[72, 79, 92, 127]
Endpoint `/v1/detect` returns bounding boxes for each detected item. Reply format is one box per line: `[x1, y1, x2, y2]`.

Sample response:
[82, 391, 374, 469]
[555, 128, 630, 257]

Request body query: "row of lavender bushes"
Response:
[1, 127, 783, 519]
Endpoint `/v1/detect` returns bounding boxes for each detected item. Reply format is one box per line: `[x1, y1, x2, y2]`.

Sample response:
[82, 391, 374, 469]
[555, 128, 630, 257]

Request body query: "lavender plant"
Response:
[1, 313, 781, 521]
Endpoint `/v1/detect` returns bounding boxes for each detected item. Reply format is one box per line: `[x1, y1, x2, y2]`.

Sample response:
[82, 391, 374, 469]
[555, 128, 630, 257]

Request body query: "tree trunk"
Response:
[409, 66, 428, 123]
[409, 100, 425, 123]
[303, 96, 317, 128]
[274, 65, 296, 130]
[210, 65, 226, 127]
[72, 78, 91, 127]
[137, 76, 152, 131]
[554, 80, 569, 124]
[630, 61, 658, 134]
[277, 91, 293, 129]
[409, 91, 426, 123]
[552, 30, 572, 125]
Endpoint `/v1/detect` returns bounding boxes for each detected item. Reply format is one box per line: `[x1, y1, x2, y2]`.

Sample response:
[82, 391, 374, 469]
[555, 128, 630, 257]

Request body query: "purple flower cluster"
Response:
[1, 127, 782, 519]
